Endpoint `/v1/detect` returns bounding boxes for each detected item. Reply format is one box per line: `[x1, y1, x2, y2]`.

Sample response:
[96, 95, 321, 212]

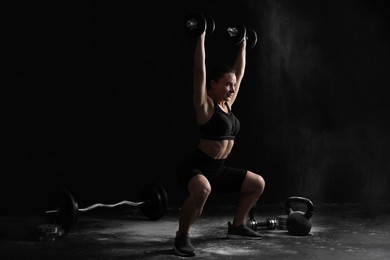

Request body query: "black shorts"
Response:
[175, 149, 247, 194]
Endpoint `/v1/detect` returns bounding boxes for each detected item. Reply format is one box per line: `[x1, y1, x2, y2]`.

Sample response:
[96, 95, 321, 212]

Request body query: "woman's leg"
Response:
[232, 171, 265, 227]
[177, 174, 212, 235]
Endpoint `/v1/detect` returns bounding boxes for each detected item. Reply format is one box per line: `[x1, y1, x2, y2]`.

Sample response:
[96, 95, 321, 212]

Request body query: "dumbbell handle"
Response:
[45, 200, 145, 214]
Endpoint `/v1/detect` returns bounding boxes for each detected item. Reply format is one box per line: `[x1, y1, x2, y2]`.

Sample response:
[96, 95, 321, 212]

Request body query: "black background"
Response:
[1, 0, 389, 214]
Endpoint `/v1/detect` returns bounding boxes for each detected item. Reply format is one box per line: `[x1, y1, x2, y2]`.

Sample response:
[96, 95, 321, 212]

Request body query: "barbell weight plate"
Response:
[246, 28, 258, 49]
[46, 188, 78, 232]
[184, 12, 206, 37]
[203, 14, 215, 36]
[225, 22, 246, 46]
[139, 182, 168, 220]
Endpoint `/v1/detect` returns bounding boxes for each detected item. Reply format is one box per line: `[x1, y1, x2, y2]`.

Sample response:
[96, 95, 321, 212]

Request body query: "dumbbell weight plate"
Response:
[246, 28, 258, 49]
[203, 14, 215, 36]
[225, 22, 246, 46]
[139, 182, 168, 220]
[184, 12, 206, 37]
[277, 215, 288, 230]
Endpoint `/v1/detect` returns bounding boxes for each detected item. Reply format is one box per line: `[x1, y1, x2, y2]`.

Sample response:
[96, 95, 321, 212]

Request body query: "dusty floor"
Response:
[1, 204, 390, 259]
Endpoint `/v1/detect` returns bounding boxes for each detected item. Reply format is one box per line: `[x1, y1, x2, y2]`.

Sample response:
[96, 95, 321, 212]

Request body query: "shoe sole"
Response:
[173, 246, 196, 257]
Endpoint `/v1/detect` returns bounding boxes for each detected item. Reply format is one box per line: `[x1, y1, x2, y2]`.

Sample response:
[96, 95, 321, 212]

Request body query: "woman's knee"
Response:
[188, 174, 212, 201]
[256, 174, 266, 193]
[242, 171, 265, 194]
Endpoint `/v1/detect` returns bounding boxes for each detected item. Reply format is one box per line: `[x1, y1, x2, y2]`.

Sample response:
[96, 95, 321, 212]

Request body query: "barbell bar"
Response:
[45, 182, 168, 232]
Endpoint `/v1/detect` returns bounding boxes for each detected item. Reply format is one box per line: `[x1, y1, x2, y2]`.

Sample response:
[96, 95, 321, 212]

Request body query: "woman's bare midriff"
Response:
[197, 138, 235, 159]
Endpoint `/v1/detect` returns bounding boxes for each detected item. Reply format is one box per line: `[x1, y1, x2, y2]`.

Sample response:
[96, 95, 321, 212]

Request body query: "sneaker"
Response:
[173, 233, 196, 257]
[226, 221, 263, 239]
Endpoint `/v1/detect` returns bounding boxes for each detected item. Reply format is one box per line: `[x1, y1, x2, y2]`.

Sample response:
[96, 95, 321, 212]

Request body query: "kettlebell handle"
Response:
[285, 196, 314, 219]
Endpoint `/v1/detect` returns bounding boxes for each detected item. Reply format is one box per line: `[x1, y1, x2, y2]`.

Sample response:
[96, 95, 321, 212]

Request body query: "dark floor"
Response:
[1, 204, 390, 260]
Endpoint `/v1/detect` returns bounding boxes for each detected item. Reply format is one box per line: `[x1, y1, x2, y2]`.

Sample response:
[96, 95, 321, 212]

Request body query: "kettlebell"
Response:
[285, 196, 314, 236]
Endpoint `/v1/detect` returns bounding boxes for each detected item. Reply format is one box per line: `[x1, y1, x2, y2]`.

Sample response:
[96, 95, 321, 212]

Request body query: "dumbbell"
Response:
[44, 182, 168, 232]
[246, 217, 279, 231]
[246, 206, 279, 231]
[183, 13, 258, 48]
[225, 22, 258, 49]
[183, 12, 215, 37]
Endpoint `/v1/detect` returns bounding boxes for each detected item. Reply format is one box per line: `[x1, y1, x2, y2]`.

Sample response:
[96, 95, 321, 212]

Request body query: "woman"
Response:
[174, 29, 265, 257]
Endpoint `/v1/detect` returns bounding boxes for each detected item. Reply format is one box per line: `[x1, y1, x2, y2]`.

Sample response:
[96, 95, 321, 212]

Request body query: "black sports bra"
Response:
[198, 101, 240, 140]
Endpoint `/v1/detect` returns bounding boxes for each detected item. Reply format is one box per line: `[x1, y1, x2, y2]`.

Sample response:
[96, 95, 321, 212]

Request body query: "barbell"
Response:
[44, 182, 168, 232]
